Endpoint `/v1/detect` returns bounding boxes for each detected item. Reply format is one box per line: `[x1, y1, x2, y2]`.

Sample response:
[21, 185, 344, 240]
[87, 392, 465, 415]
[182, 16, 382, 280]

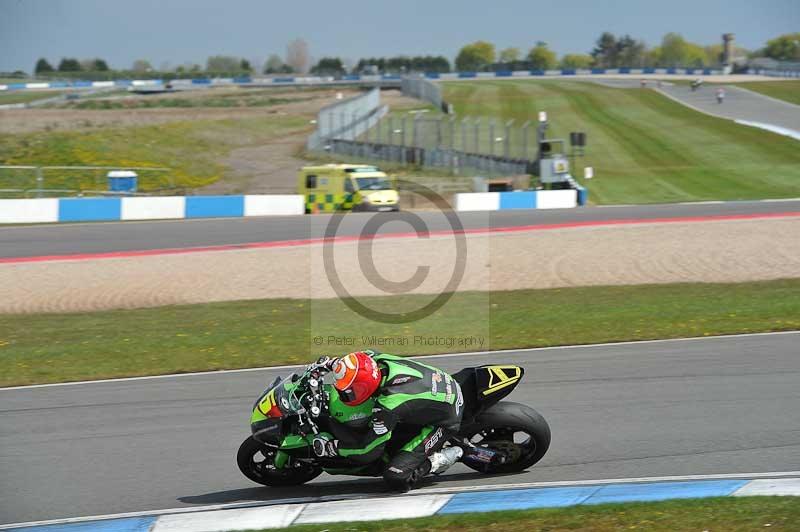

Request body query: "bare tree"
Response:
[286, 38, 310, 74]
[132, 59, 153, 72]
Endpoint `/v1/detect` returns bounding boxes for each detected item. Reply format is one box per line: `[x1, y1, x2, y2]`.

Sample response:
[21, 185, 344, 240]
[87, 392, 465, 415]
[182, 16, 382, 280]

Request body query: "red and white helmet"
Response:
[332, 352, 381, 406]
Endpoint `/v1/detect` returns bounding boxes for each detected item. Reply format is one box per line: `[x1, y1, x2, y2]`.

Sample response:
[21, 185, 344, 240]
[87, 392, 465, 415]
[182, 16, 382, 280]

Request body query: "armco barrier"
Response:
[454, 190, 579, 211]
[0, 195, 304, 224]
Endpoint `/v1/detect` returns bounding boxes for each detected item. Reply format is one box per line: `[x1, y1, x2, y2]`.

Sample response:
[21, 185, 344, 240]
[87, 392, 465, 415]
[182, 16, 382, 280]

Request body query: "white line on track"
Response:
[2, 470, 798, 530]
[1, 330, 798, 392]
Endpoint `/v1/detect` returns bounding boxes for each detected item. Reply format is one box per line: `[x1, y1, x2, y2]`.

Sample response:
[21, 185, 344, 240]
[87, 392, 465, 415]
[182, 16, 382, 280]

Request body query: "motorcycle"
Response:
[237, 358, 551, 487]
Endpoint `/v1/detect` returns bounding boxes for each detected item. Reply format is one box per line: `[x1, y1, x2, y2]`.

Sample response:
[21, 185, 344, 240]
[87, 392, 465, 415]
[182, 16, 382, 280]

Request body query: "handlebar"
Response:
[292, 357, 336, 431]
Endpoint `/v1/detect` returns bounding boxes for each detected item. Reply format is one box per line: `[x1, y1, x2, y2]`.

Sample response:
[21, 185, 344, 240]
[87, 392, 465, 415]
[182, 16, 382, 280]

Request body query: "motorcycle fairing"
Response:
[453, 365, 525, 419]
[476, 365, 523, 397]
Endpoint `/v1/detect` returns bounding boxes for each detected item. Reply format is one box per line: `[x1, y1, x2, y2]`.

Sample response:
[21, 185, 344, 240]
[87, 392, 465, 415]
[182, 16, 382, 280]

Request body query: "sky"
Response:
[0, 0, 798, 73]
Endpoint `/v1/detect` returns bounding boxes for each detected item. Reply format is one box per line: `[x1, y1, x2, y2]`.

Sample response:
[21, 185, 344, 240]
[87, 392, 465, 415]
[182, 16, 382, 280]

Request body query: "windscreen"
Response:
[255, 373, 306, 417]
[355, 177, 392, 190]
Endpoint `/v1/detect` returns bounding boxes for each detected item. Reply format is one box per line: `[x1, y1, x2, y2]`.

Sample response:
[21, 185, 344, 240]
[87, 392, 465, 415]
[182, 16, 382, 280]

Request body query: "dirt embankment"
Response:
[0, 87, 356, 134]
[1, 217, 798, 314]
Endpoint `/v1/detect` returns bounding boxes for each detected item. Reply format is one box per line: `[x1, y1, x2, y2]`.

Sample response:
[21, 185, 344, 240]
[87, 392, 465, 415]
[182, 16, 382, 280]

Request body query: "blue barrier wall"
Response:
[184, 196, 244, 218]
[499, 191, 537, 209]
[59, 198, 122, 222]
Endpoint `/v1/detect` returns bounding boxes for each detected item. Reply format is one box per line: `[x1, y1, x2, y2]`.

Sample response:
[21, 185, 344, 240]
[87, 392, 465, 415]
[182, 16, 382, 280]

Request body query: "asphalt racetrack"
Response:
[2, 200, 800, 259]
[2, 332, 799, 525]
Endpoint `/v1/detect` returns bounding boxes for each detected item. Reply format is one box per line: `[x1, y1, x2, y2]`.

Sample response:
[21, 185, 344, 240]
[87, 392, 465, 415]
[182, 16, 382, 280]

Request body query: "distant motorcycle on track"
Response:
[237, 359, 551, 488]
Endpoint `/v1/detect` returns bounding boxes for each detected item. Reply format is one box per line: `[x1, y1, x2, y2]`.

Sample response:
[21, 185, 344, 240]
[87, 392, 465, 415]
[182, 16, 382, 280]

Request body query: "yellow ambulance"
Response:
[298, 164, 400, 213]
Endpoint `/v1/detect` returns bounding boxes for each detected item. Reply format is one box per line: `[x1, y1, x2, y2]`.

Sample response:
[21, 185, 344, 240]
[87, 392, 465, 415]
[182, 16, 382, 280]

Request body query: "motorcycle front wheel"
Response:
[459, 401, 551, 474]
[237, 436, 323, 487]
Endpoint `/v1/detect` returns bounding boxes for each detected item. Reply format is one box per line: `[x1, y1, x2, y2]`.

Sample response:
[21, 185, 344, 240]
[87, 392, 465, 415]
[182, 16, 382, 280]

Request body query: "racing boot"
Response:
[428, 446, 463, 475]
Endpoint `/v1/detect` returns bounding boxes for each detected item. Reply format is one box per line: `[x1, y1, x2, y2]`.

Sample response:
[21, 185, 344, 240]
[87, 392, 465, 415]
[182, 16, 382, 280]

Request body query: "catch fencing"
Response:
[401, 76, 447, 113]
[309, 99, 539, 176]
[306, 88, 388, 150]
[0, 165, 175, 198]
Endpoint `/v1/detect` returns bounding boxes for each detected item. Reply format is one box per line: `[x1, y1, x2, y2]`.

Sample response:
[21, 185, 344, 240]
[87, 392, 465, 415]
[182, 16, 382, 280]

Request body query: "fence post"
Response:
[489, 119, 495, 156]
[461, 117, 468, 153]
[35, 167, 44, 198]
[401, 116, 407, 164]
[504, 119, 514, 159]
[449, 117, 456, 174]
[521, 120, 530, 160]
[474, 117, 480, 154]
[436, 117, 442, 149]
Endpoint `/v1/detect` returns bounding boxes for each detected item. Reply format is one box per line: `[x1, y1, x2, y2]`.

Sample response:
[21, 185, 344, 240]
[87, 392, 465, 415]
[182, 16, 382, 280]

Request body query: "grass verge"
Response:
[1, 279, 798, 387]
[264, 496, 800, 532]
[0, 90, 66, 105]
[442, 80, 800, 204]
[734, 80, 800, 106]
[0, 115, 310, 190]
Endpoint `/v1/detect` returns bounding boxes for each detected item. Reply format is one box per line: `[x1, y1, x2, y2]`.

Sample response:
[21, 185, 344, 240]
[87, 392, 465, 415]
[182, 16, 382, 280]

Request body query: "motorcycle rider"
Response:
[311, 350, 464, 491]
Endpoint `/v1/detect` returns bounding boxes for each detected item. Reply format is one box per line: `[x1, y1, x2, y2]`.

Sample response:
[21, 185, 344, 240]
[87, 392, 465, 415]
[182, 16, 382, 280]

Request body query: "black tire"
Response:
[459, 401, 551, 474]
[237, 436, 322, 487]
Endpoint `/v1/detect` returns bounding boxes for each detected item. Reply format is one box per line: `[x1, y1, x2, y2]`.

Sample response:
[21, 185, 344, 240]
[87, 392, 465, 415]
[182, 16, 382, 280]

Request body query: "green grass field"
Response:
[442, 80, 800, 204]
[734, 80, 800, 106]
[263, 497, 799, 532]
[0, 115, 310, 191]
[0, 90, 66, 105]
[2, 279, 798, 387]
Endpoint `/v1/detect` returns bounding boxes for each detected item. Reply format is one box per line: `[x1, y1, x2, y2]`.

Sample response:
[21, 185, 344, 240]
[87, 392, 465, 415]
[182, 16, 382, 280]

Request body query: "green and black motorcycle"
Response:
[237, 359, 551, 487]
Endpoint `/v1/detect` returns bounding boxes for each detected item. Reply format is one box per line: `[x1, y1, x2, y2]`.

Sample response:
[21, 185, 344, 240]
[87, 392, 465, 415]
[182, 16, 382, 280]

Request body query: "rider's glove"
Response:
[312, 435, 339, 457]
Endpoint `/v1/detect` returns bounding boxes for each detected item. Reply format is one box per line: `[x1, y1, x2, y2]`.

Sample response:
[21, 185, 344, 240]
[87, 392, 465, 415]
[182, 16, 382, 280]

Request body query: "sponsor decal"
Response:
[257, 389, 279, 417]
[424, 427, 444, 452]
[390, 375, 412, 385]
[482, 365, 522, 396]
[388, 466, 404, 474]
[455, 381, 464, 416]
[373, 421, 388, 435]
[431, 372, 442, 395]
[348, 412, 368, 421]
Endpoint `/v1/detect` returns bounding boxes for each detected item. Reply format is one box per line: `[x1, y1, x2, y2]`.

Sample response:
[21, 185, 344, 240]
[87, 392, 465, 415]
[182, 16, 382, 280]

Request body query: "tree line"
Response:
[28, 32, 799, 80]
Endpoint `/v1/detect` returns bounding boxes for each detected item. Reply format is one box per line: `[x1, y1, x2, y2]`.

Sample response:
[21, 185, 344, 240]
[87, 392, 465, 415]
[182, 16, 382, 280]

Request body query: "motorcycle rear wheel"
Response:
[237, 436, 322, 487]
[459, 401, 551, 474]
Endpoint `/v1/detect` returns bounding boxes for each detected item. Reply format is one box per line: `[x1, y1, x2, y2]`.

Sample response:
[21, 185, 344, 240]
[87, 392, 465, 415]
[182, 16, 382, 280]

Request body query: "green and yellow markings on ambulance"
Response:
[305, 192, 356, 212]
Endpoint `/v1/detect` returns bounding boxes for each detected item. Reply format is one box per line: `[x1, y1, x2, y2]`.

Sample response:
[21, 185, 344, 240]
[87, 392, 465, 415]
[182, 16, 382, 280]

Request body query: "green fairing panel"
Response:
[250, 407, 267, 425]
[280, 434, 312, 449]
